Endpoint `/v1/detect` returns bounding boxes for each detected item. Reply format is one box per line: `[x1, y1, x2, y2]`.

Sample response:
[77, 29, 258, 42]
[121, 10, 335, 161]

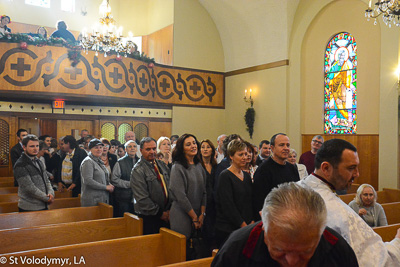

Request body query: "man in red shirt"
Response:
[299, 135, 324, 175]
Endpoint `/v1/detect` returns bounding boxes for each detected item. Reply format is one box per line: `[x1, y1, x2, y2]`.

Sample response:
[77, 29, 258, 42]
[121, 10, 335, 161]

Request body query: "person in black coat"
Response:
[50, 20, 76, 43]
[56, 135, 87, 197]
[215, 140, 253, 248]
[10, 128, 28, 186]
[252, 133, 300, 221]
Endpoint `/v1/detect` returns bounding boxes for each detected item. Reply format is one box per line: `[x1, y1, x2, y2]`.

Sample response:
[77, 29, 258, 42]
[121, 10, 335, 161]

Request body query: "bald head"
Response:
[124, 131, 135, 142]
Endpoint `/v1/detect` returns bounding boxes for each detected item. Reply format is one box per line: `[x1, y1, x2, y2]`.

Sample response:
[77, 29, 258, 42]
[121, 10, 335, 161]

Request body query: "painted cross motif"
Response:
[190, 81, 201, 95]
[159, 78, 170, 92]
[139, 73, 148, 89]
[109, 67, 122, 84]
[65, 67, 82, 80]
[11, 58, 31, 76]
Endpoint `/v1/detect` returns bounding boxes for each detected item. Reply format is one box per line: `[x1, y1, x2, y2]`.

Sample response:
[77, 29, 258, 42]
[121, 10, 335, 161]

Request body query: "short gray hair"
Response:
[217, 134, 227, 142]
[354, 184, 377, 206]
[139, 137, 156, 148]
[261, 182, 327, 235]
[124, 140, 137, 149]
[313, 135, 324, 142]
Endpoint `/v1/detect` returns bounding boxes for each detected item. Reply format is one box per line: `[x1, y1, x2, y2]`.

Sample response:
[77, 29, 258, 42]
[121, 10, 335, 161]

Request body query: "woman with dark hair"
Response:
[100, 138, 118, 178]
[169, 134, 207, 255]
[0, 15, 11, 37]
[200, 139, 218, 251]
[242, 141, 257, 181]
[215, 140, 253, 248]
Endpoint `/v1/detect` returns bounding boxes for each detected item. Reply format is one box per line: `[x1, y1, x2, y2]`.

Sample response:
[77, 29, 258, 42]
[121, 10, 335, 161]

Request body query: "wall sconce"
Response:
[244, 89, 254, 107]
[397, 66, 400, 86]
[244, 88, 255, 139]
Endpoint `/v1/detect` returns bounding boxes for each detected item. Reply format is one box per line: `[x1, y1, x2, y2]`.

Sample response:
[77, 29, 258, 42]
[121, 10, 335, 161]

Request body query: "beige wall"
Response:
[173, 0, 225, 72]
[119, 0, 174, 36]
[224, 67, 289, 146]
[171, 107, 225, 144]
[171, 0, 225, 143]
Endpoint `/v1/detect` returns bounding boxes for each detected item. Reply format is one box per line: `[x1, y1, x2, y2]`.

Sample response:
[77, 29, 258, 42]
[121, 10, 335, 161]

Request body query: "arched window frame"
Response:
[324, 32, 357, 134]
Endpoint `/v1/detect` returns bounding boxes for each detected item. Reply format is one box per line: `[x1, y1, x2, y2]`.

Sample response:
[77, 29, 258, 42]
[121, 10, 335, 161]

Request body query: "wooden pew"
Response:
[378, 188, 400, 203]
[347, 183, 360, 194]
[0, 228, 186, 266]
[0, 191, 72, 201]
[0, 202, 112, 230]
[0, 213, 142, 254]
[160, 247, 218, 267]
[0, 187, 17, 194]
[374, 223, 400, 242]
[0, 177, 14, 182]
[0, 197, 81, 213]
[0, 181, 14, 187]
[0, 194, 19, 202]
[160, 258, 214, 267]
[382, 202, 400, 225]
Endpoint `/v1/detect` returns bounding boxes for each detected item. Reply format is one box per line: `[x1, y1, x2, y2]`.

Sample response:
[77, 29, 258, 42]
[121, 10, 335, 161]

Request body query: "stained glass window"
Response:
[25, 0, 50, 8]
[324, 32, 357, 134]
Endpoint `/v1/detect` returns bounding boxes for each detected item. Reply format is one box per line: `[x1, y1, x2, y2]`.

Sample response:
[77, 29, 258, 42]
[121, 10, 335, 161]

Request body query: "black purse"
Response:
[186, 225, 208, 261]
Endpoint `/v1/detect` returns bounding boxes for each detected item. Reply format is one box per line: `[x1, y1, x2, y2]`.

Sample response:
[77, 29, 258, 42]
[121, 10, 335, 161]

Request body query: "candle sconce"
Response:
[244, 88, 255, 139]
[244, 89, 254, 107]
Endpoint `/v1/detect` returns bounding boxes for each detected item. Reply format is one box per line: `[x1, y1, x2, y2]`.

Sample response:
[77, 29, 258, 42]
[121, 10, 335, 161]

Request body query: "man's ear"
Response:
[320, 161, 332, 176]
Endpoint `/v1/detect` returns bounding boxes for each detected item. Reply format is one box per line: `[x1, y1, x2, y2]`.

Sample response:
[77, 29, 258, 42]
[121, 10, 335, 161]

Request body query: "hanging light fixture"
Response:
[80, 0, 138, 57]
[365, 0, 400, 28]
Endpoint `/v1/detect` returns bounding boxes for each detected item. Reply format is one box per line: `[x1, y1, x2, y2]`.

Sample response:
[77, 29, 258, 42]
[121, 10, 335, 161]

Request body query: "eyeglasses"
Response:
[312, 140, 323, 145]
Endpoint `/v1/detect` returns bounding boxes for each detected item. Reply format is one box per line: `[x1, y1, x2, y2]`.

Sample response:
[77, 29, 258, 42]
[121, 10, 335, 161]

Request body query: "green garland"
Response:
[244, 107, 255, 139]
[0, 33, 155, 66]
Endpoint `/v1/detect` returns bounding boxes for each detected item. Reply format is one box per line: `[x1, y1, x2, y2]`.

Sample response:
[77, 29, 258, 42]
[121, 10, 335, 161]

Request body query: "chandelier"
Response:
[365, 0, 400, 27]
[80, 0, 138, 57]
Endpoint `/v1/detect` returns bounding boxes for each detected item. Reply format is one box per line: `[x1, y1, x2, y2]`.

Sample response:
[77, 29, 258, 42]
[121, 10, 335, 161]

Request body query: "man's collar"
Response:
[312, 172, 336, 191]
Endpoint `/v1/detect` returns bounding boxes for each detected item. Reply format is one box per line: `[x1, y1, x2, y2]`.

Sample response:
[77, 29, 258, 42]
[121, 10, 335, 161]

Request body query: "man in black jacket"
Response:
[10, 128, 28, 186]
[110, 140, 139, 217]
[212, 183, 358, 267]
[56, 135, 87, 197]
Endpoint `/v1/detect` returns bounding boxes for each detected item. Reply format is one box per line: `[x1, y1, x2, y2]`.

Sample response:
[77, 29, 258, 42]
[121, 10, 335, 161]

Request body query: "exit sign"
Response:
[52, 100, 65, 109]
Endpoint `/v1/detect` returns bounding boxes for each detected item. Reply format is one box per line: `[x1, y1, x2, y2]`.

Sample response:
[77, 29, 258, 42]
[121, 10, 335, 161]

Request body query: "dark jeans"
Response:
[141, 214, 169, 235]
[215, 229, 231, 249]
[114, 199, 135, 217]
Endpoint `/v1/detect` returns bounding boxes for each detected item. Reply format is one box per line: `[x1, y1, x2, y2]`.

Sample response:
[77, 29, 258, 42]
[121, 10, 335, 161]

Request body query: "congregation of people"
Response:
[9, 126, 400, 266]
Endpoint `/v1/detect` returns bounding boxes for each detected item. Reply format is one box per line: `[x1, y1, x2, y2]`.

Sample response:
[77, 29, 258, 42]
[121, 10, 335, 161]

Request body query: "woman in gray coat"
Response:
[80, 139, 115, 207]
[348, 183, 387, 227]
[169, 134, 207, 240]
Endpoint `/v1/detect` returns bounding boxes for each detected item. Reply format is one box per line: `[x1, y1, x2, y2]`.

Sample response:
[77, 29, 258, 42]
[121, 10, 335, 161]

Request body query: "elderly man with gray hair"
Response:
[212, 182, 358, 267]
[111, 140, 139, 217]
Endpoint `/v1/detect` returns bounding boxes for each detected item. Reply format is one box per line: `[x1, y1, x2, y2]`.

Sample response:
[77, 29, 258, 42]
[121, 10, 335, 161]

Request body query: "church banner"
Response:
[0, 42, 224, 108]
